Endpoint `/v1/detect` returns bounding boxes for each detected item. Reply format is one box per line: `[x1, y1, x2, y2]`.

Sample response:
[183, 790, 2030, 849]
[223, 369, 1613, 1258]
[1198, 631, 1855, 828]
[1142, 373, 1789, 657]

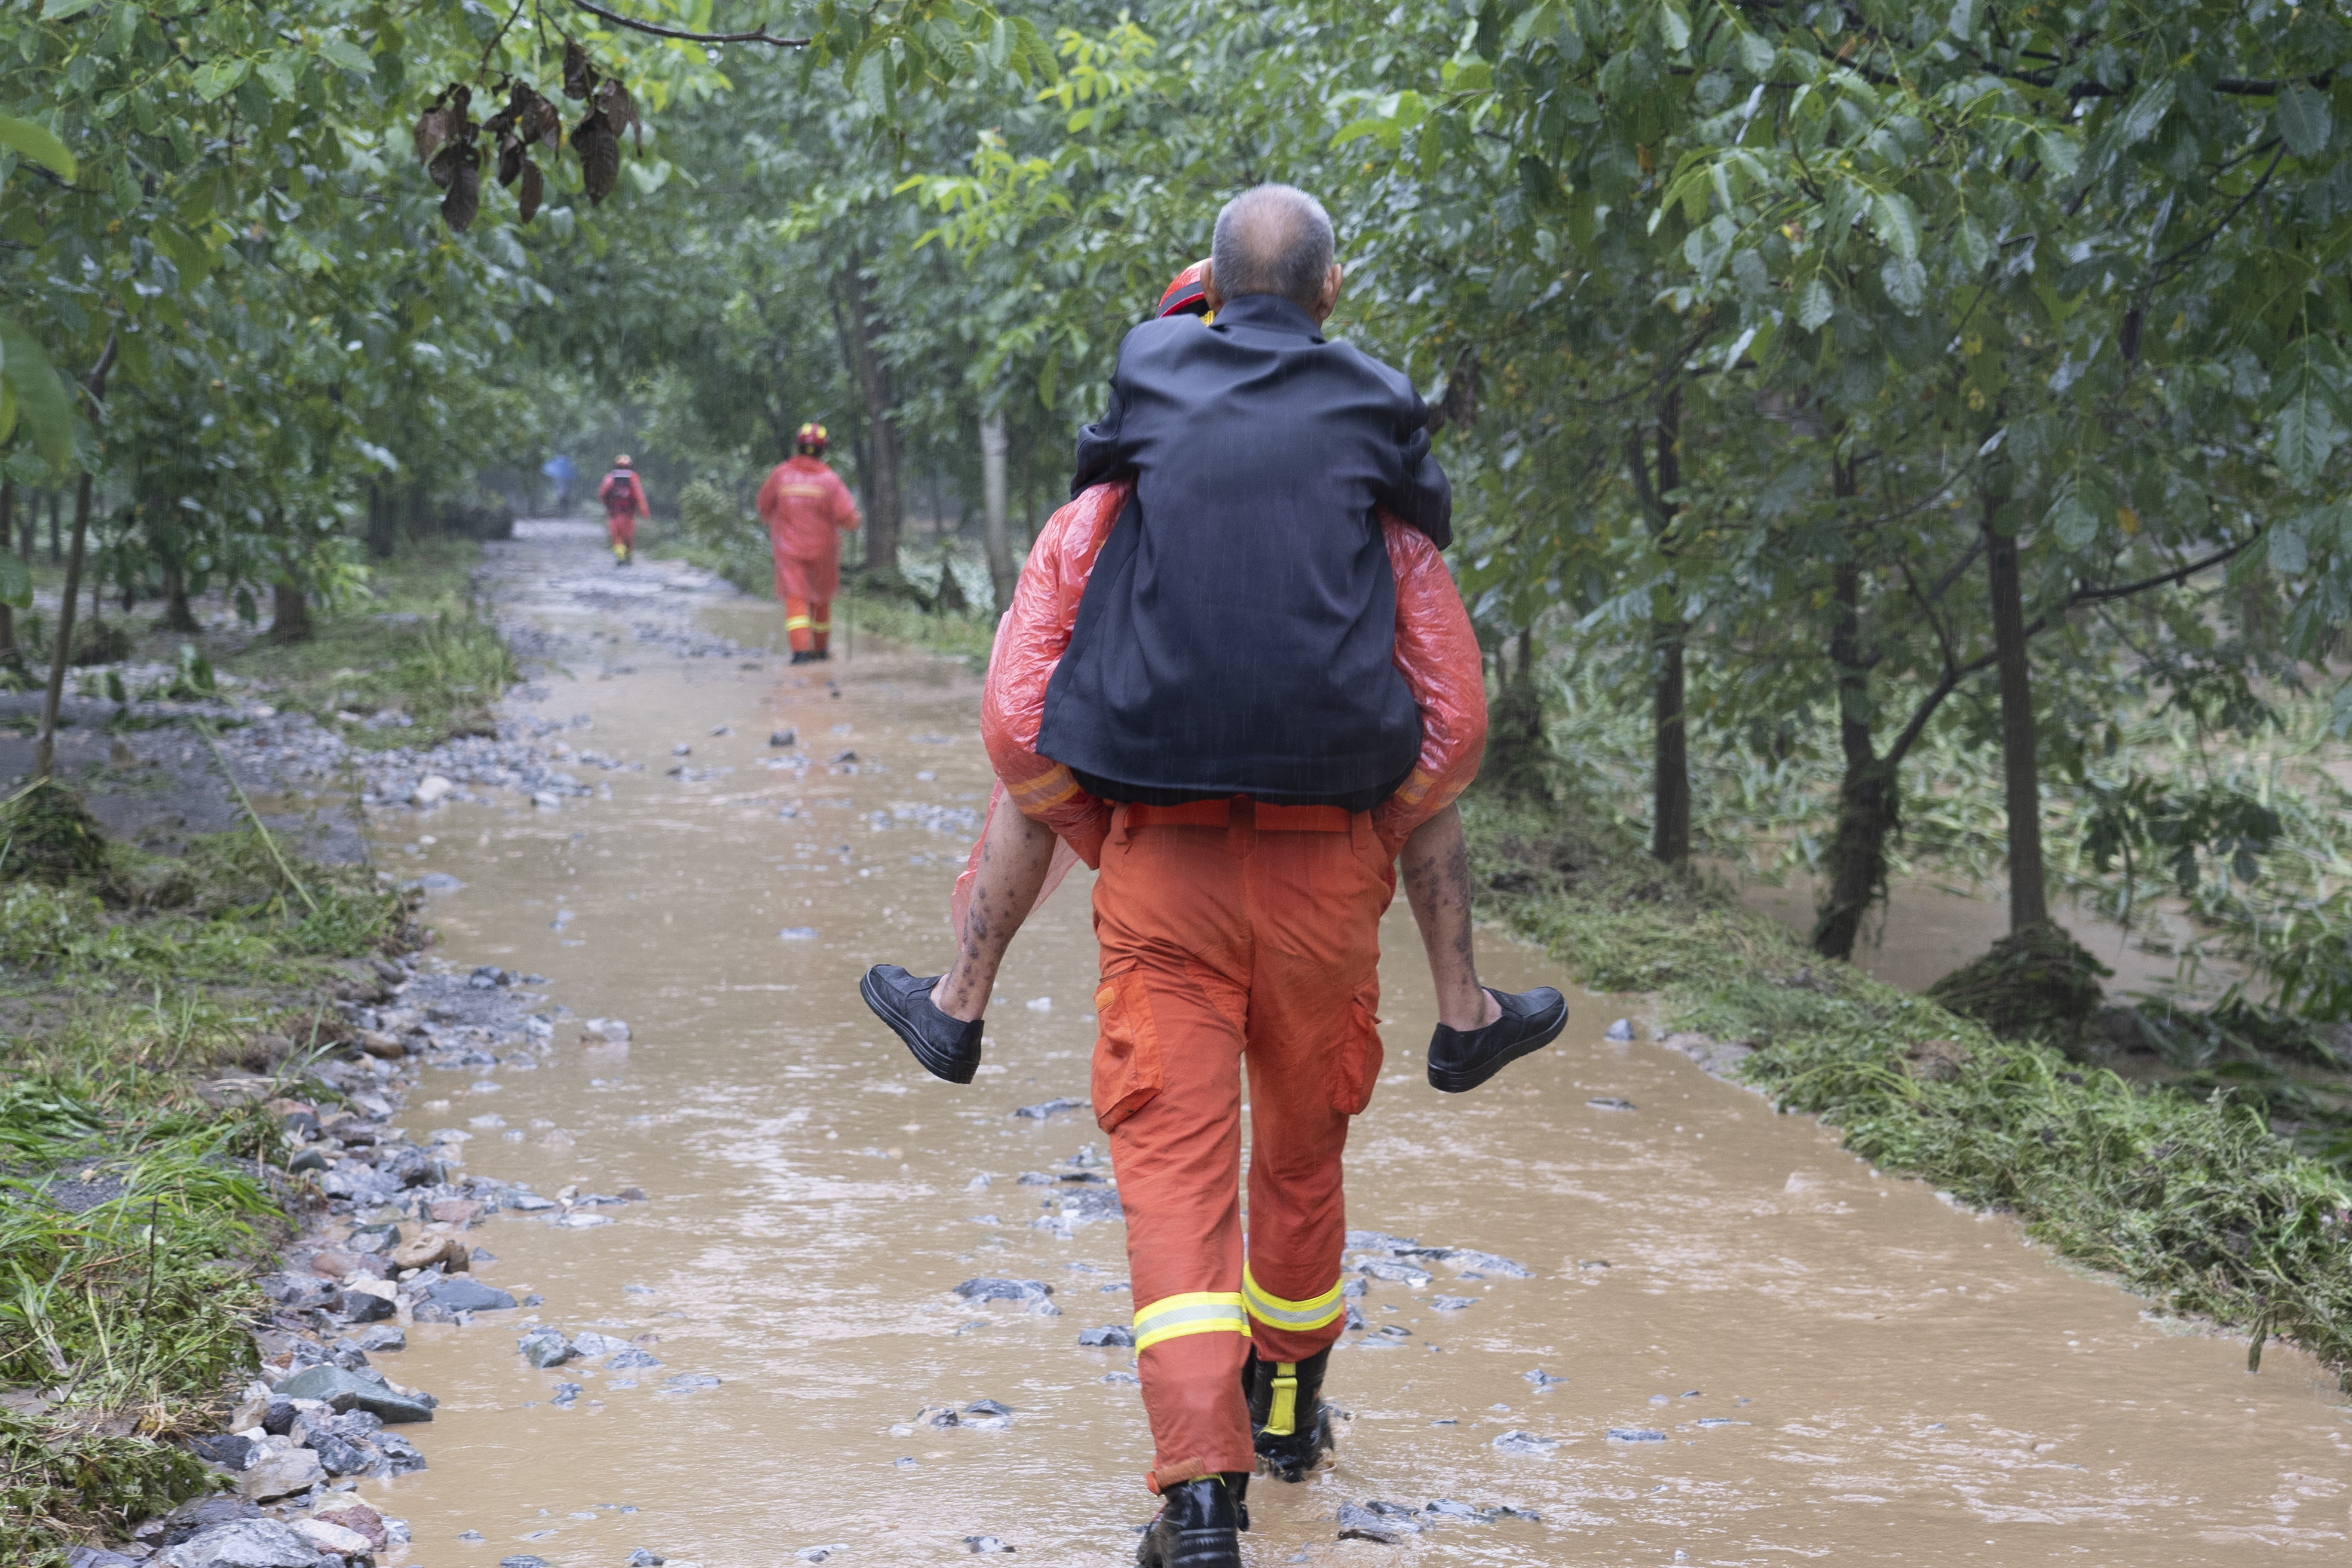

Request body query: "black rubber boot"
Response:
[858, 964, 984, 1084]
[1426, 985, 1569, 1093]
[789, 650, 814, 665]
[1135, 1474, 1248, 1567]
[1246, 1348, 1334, 1481]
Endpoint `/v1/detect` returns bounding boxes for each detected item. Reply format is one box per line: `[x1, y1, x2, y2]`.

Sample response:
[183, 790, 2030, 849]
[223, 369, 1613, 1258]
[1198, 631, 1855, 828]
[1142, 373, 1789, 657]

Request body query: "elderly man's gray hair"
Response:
[1209, 185, 1335, 310]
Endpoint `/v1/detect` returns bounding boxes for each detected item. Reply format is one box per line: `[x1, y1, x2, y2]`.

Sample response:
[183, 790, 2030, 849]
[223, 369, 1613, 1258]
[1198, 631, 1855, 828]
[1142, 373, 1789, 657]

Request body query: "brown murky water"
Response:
[363, 529, 2350, 1566]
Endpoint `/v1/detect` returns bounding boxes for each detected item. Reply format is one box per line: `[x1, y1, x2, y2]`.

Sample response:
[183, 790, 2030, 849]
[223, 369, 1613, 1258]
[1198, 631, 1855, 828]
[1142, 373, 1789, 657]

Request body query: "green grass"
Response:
[204, 541, 517, 749]
[0, 799, 416, 1563]
[1465, 791, 2352, 1391]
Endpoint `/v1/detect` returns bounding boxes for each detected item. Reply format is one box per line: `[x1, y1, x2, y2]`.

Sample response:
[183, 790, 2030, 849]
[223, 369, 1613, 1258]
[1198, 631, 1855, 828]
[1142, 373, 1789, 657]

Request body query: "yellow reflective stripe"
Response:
[1264, 1361, 1298, 1437]
[1132, 1292, 1249, 1353]
[1006, 762, 1081, 810]
[785, 615, 813, 630]
[810, 620, 831, 632]
[1242, 1264, 1345, 1333]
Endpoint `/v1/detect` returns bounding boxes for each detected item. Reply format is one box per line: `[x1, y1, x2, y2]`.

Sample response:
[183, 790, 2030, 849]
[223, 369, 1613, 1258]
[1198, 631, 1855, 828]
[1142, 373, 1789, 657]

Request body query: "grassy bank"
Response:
[0, 794, 417, 1558]
[1464, 792, 2352, 1390]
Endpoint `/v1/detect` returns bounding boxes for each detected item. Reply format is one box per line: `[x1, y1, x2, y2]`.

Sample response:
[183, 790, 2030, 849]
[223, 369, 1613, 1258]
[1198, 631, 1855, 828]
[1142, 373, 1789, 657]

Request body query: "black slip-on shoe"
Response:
[1426, 986, 1568, 1093]
[1135, 1474, 1248, 1567]
[860, 964, 984, 1084]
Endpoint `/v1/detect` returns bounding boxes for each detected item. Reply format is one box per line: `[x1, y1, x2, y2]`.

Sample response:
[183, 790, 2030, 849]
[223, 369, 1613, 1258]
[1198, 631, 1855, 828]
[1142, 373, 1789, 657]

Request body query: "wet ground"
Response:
[357, 523, 2350, 1566]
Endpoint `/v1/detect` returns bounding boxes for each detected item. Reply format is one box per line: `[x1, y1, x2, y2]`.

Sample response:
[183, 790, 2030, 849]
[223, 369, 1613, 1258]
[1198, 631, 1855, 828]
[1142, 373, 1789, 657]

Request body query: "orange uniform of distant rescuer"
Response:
[757, 422, 861, 662]
[598, 455, 649, 565]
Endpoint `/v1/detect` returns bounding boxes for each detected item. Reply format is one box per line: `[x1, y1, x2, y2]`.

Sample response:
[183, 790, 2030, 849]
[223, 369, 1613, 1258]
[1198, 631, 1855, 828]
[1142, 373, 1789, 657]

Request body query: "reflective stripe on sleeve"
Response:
[1242, 1264, 1345, 1333]
[1133, 1292, 1250, 1353]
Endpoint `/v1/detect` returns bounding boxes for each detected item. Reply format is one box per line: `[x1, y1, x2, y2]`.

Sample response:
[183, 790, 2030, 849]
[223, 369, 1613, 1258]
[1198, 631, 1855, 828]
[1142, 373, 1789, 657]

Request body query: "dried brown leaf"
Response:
[427, 142, 463, 191]
[412, 104, 450, 165]
[441, 152, 480, 234]
[574, 111, 619, 204]
[563, 39, 595, 101]
[519, 159, 544, 224]
[596, 79, 638, 134]
[497, 135, 523, 188]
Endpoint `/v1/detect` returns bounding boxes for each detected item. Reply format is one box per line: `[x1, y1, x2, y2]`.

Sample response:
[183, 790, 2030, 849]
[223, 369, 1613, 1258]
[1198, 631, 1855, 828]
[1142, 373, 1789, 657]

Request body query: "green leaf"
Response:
[1879, 255, 1925, 313]
[2271, 521, 2310, 577]
[192, 57, 249, 102]
[1944, 0, 1977, 36]
[2046, 490, 2099, 551]
[2115, 77, 2175, 146]
[255, 57, 299, 102]
[0, 318, 76, 472]
[2275, 388, 2339, 489]
[1871, 191, 1919, 261]
[0, 549, 26, 611]
[0, 115, 76, 182]
[1798, 277, 1834, 330]
[2035, 128, 2081, 180]
[2277, 83, 2333, 158]
[1956, 214, 1990, 273]
[1656, 1, 1690, 53]
[1735, 32, 1774, 78]
[319, 38, 373, 74]
[38, 0, 97, 18]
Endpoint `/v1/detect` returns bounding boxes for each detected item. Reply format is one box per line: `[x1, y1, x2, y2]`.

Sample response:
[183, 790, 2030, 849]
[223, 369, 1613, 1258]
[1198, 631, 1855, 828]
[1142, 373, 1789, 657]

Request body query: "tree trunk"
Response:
[0, 481, 18, 675]
[981, 411, 1014, 615]
[269, 581, 313, 644]
[835, 262, 903, 578]
[1650, 385, 1690, 865]
[36, 338, 117, 780]
[48, 489, 62, 564]
[163, 562, 200, 633]
[1813, 554, 1898, 961]
[1984, 485, 2049, 932]
[366, 480, 398, 559]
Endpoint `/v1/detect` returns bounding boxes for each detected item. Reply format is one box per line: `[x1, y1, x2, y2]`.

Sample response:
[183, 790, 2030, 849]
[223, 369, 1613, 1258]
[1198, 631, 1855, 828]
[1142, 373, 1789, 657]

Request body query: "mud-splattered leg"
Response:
[930, 802, 1057, 1021]
[1399, 804, 1502, 1031]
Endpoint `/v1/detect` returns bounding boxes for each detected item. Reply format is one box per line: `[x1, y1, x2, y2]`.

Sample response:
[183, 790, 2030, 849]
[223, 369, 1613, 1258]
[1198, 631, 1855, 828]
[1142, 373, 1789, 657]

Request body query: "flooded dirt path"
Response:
[365, 524, 2349, 1566]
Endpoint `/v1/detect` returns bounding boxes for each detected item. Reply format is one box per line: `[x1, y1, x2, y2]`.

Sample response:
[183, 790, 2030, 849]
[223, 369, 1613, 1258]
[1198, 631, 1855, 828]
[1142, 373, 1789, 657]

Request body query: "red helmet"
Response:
[1156, 259, 1211, 319]
[795, 422, 829, 455]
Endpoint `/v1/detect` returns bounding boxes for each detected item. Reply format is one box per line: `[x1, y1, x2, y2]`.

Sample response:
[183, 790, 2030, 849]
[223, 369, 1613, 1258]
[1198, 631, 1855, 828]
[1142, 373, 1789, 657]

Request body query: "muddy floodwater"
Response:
[360, 526, 2350, 1566]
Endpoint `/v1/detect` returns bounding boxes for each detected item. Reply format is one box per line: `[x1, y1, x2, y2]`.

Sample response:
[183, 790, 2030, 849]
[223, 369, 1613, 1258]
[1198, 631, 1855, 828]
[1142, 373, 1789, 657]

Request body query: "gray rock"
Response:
[1604, 1018, 1635, 1041]
[1424, 1500, 1494, 1521]
[1010, 1097, 1088, 1119]
[1522, 1368, 1566, 1390]
[256, 1273, 337, 1310]
[308, 1432, 376, 1477]
[625, 1553, 665, 1567]
[374, 1432, 428, 1474]
[963, 1537, 1015, 1553]
[234, 1445, 326, 1502]
[158, 1496, 262, 1545]
[504, 1192, 558, 1212]
[67, 1549, 145, 1568]
[271, 1365, 433, 1425]
[1077, 1325, 1134, 1348]
[423, 1276, 517, 1312]
[517, 1327, 576, 1368]
[1358, 1259, 1432, 1284]
[1430, 1296, 1476, 1311]
[1606, 1428, 1666, 1443]
[350, 1324, 406, 1353]
[550, 1382, 583, 1408]
[188, 1432, 255, 1470]
[500, 1558, 550, 1568]
[958, 1399, 1013, 1429]
[1585, 1096, 1637, 1111]
[1343, 1229, 1421, 1254]
[658, 1373, 721, 1394]
[607, 1346, 663, 1369]
[161, 1518, 323, 1567]
[952, 1277, 1053, 1304]
[1444, 1248, 1532, 1278]
[334, 1287, 395, 1324]
[1492, 1430, 1560, 1454]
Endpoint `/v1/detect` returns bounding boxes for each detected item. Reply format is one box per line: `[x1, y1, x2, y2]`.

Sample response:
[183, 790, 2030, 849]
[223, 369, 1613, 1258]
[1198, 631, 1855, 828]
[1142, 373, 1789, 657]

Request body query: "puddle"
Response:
[353, 528, 2351, 1566]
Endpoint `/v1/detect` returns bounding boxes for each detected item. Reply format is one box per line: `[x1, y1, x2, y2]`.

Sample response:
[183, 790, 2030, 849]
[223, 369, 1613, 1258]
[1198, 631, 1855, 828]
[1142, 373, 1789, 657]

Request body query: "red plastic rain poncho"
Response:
[952, 479, 1489, 929]
[757, 455, 862, 602]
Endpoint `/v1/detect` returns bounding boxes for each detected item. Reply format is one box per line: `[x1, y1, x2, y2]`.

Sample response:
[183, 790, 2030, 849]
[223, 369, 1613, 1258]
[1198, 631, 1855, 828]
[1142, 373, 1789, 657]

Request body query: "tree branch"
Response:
[563, 0, 810, 47]
[2066, 534, 2257, 605]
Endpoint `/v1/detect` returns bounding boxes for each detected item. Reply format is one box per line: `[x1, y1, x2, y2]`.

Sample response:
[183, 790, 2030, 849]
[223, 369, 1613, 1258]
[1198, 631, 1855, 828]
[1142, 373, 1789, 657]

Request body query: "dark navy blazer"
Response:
[1037, 293, 1450, 808]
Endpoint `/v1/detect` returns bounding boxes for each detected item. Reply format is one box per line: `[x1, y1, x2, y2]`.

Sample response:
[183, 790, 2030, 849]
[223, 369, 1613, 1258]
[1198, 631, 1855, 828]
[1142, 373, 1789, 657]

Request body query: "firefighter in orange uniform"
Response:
[757, 423, 862, 663]
[598, 455, 649, 565]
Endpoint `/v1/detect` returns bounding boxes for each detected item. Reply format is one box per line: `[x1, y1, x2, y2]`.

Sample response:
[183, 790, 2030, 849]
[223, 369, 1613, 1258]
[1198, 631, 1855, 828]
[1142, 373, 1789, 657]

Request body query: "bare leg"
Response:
[931, 803, 1058, 1021]
[1400, 805, 1502, 1031]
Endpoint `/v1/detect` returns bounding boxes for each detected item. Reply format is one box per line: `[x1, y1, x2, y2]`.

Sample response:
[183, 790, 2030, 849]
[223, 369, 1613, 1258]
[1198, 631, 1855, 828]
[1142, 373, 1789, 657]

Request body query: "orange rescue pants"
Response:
[605, 510, 636, 551]
[783, 596, 832, 654]
[1091, 797, 1392, 1490]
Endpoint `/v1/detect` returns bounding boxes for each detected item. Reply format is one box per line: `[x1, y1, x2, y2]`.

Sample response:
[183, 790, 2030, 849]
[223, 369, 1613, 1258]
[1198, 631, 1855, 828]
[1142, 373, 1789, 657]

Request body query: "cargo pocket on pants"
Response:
[1327, 993, 1385, 1117]
[1092, 969, 1164, 1132]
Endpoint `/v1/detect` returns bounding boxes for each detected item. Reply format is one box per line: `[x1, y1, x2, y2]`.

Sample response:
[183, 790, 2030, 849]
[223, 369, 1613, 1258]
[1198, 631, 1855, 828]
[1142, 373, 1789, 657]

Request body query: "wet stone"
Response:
[1011, 1097, 1088, 1120]
[1431, 1296, 1476, 1311]
[625, 1552, 665, 1567]
[1523, 1368, 1566, 1390]
[1492, 1430, 1560, 1455]
[1359, 1260, 1432, 1284]
[1604, 1018, 1636, 1041]
[158, 1517, 323, 1567]
[308, 1432, 375, 1476]
[188, 1433, 255, 1470]
[963, 1536, 1015, 1553]
[659, 1373, 721, 1394]
[1586, 1097, 1637, 1111]
[423, 1276, 517, 1312]
[551, 1382, 583, 1408]
[1078, 1325, 1135, 1348]
[953, 1277, 1054, 1305]
[517, 1327, 576, 1368]
[1607, 1428, 1668, 1443]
